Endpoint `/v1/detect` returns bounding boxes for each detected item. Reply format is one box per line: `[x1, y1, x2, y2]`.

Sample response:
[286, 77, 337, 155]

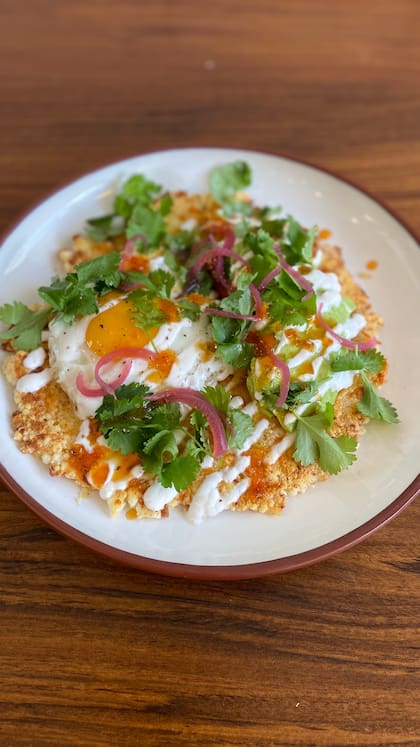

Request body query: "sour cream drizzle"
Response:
[16, 368, 52, 393]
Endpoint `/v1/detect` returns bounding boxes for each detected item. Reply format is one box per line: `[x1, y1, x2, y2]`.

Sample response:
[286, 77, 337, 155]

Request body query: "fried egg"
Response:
[48, 293, 233, 419]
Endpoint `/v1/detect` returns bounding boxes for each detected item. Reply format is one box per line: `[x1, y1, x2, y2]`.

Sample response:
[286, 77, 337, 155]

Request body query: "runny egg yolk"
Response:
[85, 297, 179, 358]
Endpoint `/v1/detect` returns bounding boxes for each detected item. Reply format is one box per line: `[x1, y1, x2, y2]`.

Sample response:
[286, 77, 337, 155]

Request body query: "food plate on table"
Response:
[0, 147, 419, 578]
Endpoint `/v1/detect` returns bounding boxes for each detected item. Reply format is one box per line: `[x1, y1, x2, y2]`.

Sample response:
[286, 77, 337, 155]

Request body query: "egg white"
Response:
[48, 303, 233, 419]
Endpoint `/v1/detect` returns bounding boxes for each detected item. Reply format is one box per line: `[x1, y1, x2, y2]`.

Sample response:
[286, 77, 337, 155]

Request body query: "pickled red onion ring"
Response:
[146, 388, 228, 458]
[76, 347, 160, 398]
[204, 280, 263, 322]
[275, 245, 314, 301]
[257, 266, 282, 291]
[76, 363, 131, 398]
[249, 284, 263, 318]
[317, 304, 378, 350]
[95, 359, 132, 395]
[94, 347, 159, 393]
[191, 245, 250, 277]
[212, 256, 234, 296]
[266, 350, 291, 408]
[76, 373, 104, 397]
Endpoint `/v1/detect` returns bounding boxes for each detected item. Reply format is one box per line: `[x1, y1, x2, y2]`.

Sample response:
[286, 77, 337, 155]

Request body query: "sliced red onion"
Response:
[215, 228, 235, 252]
[266, 350, 291, 408]
[76, 365, 132, 398]
[94, 347, 159, 393]
[191, 245, 250, 277]
[119, 233, 148, 271]
[76, 372, 104, 397]
[249, 284, 264, 318]
[203, 280, 264, 322]
[317, 304, 378, 350]
[257, 266, 282, 291]
[275, 245, 314, 301]
[95, 360, 132, 395]
[212, 255, 234, 296]
[146, 388, 228, 458]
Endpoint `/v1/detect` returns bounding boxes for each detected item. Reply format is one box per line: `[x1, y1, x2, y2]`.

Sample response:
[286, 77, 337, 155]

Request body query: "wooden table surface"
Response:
[0, 1, 419, 745]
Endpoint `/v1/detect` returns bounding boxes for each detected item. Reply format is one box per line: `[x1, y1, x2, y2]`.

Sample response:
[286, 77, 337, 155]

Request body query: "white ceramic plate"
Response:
[0, 148, 419, 579]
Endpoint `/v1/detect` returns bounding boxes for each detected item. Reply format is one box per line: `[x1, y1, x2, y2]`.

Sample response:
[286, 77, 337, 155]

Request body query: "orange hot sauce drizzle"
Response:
[68, 423, 142, 490]
[319, 228, 331, 240]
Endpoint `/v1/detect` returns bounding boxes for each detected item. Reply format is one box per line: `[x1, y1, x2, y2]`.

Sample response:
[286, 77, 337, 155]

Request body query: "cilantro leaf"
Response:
[39, 276, 98, 323]
[141, 431, 179, 477]
[160, 455, 201, 490]
[357, 373, 399, 423]
[126, 195, 173, 250]
[330, 348, 386, 375]
[0, 304, 51, 351]
[129, 294, 167, 331]
[285, 381, 318, 408]
[96, 384, 151, 454]
[210, 284, 254, 369]
[217, 341, 254, 368]
[189, 409, 210, 455]
[247, 229, 279, 283]
[38, 252, 124, 324]
[127, 268, 178, 331]
[147, 270, 175, 299]
[117, 174, 161, 211]
[261, 217, 286, 239]
[202, 386, 253, 448]
[209, 161, 252, 215]
[85, 214, 124, 242]
[263, 273, 316, 326]
[202, 385, 230, 414]
[126, 204, 166, 248]
[125, 269, 176, 301]
[165, 230, 196, 254]
[227, 410, 254, 449]
[0, 301, 30, 325]
[76, 252, 123, 291]
[146, 402, 182, 432]
[177, 298, 200, 320]
[283, 218, 316, 264]
[84, 174, 162, 240]
[95, 383, 209, 492]
[294, 412, 358, 474]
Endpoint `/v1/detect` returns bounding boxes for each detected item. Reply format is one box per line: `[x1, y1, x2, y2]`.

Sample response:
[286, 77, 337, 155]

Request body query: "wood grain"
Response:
[0, 1, 419, 745]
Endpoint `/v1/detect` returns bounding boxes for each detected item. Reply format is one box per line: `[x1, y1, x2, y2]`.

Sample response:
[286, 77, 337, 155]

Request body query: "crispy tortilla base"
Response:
[2, 195, 386, 520]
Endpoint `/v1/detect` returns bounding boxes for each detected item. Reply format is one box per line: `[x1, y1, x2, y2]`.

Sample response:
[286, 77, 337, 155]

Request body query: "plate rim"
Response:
[0, 146, 419, 579]
[0, 464, 418, 579]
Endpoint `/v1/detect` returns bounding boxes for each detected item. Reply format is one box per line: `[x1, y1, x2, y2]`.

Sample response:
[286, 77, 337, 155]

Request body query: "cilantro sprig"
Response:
[85, 174, 163, 243]
[0, 303, 52, 352]
[96, 383, 202, 490]
[330, 348, 385, 374]
[210, 274, 255, 368]
[329, 349, 398, 423]
[95, 382, 253, 491]
[294, 409, 358, 475]
[38, 252, 124, 324]
[209, 161, 252, 216]
[126, 269, 177, 331]
[203, 385, 254, 449]
[126, 194, 173, 248]
[0, 252, 127, 351]
[357, 372, 399, 424]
